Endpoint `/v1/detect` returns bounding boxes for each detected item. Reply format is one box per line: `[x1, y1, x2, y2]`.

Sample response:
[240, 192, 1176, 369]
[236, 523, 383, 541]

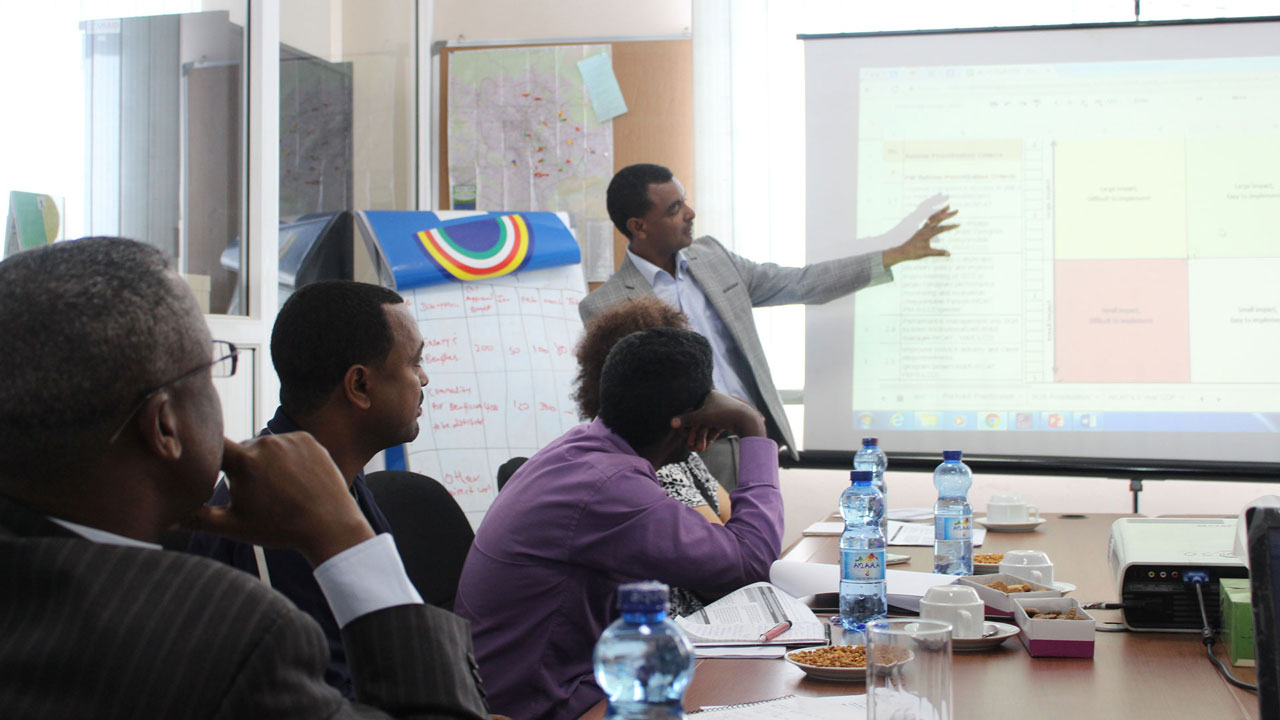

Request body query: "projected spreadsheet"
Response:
[850, 57, 1280, 433]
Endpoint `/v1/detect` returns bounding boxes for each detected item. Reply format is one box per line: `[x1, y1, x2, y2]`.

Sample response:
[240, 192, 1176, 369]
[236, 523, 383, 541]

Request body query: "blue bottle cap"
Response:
[942, 450, 963, 461]
[617, 581, 669, 614]
[851, 470, 873, 485]
[862, 437, 878, 447]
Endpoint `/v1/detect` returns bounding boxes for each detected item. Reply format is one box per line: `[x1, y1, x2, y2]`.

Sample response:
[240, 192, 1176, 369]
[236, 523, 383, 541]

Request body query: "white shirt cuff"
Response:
[313, 533, 423, 628]
[868, 251, 894, 285]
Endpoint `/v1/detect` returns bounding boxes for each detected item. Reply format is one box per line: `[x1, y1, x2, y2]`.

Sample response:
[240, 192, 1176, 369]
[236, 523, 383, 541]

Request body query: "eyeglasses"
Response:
[107, 340, 239, 445]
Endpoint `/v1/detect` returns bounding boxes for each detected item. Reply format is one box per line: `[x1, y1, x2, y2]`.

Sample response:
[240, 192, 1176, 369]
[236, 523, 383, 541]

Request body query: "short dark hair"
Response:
[572, 298, 689, 420]
[597, 327, 713, 450]
[607, 163, 673, 239]
[0, 237, 198, 477]
[272, 280, 405, 415]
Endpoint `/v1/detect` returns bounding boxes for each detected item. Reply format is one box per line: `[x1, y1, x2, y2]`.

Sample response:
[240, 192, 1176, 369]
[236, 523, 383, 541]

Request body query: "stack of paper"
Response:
[887, 507, 935, 521]
[694, 646, 787, 659]
[696, 694, 867, 718]
[887, 521, 987, 547]
[675, 582, 827, 647]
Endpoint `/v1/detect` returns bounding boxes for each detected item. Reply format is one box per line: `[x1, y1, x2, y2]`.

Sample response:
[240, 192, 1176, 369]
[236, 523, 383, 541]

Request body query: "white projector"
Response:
[1107, 517, 1247, 632]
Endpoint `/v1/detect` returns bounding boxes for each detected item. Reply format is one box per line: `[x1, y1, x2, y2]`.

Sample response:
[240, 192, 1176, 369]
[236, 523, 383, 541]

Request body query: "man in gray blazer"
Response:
[0, 237, 490, 719]
[580, 163, 958, 471]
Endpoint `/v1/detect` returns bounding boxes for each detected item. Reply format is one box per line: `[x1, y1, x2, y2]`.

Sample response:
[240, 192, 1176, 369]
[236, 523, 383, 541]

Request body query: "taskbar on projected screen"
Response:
[853, 411, 1280, 433]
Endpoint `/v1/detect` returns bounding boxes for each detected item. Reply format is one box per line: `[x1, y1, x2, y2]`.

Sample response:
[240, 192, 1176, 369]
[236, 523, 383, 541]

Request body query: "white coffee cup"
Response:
[986, 494, 1040, 524]
[919, 584, 985, 639]
[999, 550, 1054, 586]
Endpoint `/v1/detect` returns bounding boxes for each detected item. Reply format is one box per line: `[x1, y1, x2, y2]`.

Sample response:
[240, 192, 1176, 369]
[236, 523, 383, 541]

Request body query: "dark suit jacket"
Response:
[580, 236, 886, 459]
[0, 494, 490, 720]
[186, 406, 396, 698]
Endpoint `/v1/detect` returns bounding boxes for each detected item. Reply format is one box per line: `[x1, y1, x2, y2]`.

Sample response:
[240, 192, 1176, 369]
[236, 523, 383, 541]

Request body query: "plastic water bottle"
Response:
[933, 450, 974, 576]
[839, 470, 887, 631]
[594, 581, 696, 719]
[853, 437, 889, 536]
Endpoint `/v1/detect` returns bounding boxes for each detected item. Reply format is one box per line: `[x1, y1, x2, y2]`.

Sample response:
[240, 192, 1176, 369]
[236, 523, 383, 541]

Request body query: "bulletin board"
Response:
[439, 38, 693, 284]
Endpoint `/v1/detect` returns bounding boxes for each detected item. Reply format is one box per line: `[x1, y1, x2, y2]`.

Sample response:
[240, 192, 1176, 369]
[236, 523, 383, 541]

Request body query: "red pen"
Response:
[759, 620, 792, 643]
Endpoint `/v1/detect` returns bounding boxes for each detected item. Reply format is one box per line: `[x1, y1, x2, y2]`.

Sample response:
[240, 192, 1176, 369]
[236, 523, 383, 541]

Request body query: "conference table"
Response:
[582, 512, 1260, 719]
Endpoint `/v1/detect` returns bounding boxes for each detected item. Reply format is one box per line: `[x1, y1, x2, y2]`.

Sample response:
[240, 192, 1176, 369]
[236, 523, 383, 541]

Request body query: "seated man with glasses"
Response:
[188, 279, 429, 699]
[0, 237, 489, 718]
[455, 327, 785, 720]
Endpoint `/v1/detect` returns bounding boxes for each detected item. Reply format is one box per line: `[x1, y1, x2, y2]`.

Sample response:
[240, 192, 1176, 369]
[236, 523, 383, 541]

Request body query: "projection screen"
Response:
[801, 18, 1280, 472]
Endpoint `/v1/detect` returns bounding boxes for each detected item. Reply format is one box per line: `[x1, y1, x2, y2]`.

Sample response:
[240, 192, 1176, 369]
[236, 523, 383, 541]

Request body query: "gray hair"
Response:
[0, 237, 198, 476]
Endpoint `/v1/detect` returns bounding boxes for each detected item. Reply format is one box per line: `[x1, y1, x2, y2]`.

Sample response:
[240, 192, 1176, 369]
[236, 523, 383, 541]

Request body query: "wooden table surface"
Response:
[581, 512, 1260, 719]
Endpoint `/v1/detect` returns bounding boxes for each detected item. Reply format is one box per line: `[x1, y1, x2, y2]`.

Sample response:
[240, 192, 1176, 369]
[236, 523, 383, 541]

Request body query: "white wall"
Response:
[433, 0, 691, 42]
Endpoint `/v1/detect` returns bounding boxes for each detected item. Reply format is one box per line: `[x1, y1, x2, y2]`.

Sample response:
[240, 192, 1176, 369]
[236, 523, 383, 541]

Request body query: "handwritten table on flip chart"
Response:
[399, 263, 588, 527]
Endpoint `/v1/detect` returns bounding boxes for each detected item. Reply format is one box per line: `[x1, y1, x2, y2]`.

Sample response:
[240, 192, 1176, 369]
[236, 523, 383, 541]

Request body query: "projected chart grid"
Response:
[850, 57, 1280, 433]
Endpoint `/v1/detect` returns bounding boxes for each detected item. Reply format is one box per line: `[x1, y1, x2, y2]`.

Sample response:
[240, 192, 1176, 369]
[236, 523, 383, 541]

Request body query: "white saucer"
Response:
[953, 621, 1020, 652]
[1053, 581, 1076, 594]
[976, 516, 1046, 532]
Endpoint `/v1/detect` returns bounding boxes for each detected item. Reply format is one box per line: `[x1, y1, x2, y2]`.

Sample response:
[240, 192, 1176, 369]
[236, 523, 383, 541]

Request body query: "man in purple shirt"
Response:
[455, 327, 784, 720]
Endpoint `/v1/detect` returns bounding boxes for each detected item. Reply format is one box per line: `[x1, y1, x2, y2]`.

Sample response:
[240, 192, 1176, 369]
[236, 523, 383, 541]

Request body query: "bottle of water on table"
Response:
[840, 470, 887, 631]
[854, 437, 889, 536]
[933, 450, 974, 576]
[594, 581, 696, 719]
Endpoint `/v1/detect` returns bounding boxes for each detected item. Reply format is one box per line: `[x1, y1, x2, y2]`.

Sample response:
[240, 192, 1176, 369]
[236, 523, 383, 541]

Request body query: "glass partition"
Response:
[279, 0, 417, 296]
[1, 2, 250, 315]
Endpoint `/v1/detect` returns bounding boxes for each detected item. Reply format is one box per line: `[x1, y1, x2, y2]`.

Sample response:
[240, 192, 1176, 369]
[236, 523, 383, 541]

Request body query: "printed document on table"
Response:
[802, 520, 844, 536]
[675, 582, 826, 646]
[697, 693, 868, 718]
[803, 518, 984, 545]
[768, 560, 958, 613]
[694, 645, 787, 659]
[888, 520, 986, 547]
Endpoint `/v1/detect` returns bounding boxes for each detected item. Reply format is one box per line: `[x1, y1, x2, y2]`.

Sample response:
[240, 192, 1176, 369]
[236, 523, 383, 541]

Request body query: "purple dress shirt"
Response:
[455, 418, 784, 720]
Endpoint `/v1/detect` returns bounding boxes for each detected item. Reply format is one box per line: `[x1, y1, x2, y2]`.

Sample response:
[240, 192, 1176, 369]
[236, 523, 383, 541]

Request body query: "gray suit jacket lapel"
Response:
[683, 244, 797, 459]
[615, 255, 651, 296]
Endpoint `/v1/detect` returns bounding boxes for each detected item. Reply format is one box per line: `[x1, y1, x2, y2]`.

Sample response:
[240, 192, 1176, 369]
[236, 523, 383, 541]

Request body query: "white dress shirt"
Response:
[51, 517, 421, 628]
[627, 248, 758, 406]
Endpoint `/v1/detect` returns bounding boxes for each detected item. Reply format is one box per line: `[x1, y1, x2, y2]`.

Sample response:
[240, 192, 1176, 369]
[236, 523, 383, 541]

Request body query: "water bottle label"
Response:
[841, 548, 885, 581]
[935, 515, 972, 541]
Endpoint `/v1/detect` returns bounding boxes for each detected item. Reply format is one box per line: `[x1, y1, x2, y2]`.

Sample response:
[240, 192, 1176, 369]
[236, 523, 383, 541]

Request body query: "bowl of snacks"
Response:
[958, 573, 1062, 617]
[784, 644, 912, 682]
[1012, 598, 1095, 658]
[973, 553, 1004, 574]
[785, 644, 869, 681]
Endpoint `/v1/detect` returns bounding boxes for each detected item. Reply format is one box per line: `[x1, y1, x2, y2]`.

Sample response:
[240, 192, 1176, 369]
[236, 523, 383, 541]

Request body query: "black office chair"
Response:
[364, 470, 474, 611]
[496, 456, 528, 492]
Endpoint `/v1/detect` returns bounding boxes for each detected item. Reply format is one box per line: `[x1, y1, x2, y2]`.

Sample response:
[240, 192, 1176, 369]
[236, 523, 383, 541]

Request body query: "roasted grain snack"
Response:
[974, 553, 1005, 565]
[987, 580, 1034, 594]
[788, 644, 912, 668]
[789, 644, 867, 668]
[1026, 606, 1087, 620]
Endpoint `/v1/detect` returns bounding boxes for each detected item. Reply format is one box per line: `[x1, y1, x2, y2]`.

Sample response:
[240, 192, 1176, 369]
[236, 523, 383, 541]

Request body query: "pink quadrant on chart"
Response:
[1054, 259, 1189, 383]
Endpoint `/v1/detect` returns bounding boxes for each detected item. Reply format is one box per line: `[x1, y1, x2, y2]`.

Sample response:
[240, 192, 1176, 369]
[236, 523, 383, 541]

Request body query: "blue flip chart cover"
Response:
[361, 211, 581, 291]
